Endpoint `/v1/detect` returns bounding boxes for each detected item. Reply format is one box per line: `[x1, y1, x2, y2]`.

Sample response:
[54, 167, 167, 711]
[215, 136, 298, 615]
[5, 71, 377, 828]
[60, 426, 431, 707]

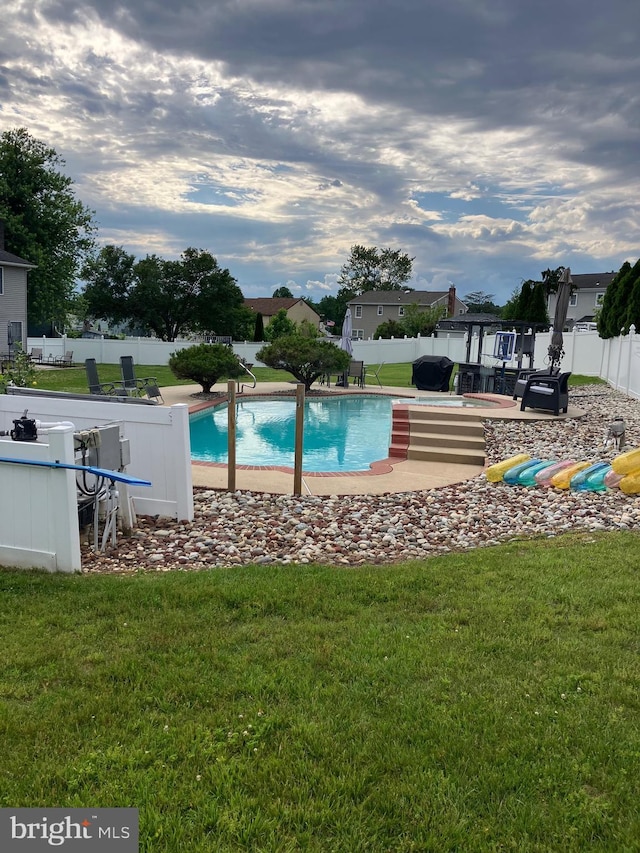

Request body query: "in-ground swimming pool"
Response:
[190, 394, 499, 472]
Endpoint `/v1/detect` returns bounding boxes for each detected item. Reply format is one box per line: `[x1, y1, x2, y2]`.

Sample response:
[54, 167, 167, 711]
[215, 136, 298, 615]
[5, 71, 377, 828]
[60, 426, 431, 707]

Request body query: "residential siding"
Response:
[349, 291, 468, 339]
[0, 265, 28, 351]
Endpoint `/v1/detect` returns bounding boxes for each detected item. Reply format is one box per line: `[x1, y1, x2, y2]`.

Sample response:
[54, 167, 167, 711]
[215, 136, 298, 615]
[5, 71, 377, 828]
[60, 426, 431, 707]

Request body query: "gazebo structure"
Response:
[436, 315, 551, 394]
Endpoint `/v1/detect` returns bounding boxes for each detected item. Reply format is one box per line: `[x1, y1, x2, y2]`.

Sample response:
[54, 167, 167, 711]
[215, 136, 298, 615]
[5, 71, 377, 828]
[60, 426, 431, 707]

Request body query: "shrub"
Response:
[168, 343, 245, 393]
[0, 344, 37, 394]
[257, 335, 350, 391]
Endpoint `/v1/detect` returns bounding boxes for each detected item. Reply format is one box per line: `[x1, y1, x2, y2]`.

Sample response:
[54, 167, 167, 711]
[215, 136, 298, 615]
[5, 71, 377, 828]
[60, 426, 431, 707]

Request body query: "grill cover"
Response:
[411, 355, 454, 391]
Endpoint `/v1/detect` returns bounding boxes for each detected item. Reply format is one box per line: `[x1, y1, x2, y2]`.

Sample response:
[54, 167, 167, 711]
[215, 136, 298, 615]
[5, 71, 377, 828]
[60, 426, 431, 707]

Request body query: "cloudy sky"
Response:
[2, 0, 638, 305]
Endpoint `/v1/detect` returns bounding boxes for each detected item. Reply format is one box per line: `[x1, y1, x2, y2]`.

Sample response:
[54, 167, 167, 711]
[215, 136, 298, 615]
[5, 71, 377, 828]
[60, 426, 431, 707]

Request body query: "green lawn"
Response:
[31, 362, 604, 394]
[1, 532, 640, 851]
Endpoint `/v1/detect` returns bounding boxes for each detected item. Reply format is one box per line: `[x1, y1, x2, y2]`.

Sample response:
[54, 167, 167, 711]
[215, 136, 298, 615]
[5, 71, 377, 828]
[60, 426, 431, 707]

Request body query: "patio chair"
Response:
[520, 371, 571, 416]
[120, 355, 164, 403]
[364, 362, 384, 387]
[55, 350, 74, 366]
[512, 367, 560, 401]
[29, 347, 43, 363]
[85, 358, 128, 396]
[347, 360, 365, 387]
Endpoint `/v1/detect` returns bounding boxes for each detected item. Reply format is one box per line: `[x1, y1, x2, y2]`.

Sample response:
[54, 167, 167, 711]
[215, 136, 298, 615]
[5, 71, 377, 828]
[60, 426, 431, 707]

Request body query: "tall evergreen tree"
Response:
[625, 265, 640, 332]
[253, 312, 265, 342]
[598, 262, 631, 338]
[528, 283, 549, 325]
[606, 260, 639, 337]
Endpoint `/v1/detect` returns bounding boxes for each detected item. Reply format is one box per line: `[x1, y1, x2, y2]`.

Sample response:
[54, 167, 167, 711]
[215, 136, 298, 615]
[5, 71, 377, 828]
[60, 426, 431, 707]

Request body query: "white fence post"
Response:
[626, 325, 635, 397]
[170, 404, 194, 522]
[47, 427, 83, 572]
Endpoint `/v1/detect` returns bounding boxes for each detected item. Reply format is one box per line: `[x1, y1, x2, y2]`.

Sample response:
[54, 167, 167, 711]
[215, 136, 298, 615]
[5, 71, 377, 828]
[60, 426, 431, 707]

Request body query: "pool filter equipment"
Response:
[11, 410, 38, 441]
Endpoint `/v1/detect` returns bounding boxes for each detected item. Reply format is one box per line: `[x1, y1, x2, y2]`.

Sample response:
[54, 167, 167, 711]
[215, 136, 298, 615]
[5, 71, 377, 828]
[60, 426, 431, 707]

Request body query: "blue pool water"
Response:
[190, 395, 393, 472]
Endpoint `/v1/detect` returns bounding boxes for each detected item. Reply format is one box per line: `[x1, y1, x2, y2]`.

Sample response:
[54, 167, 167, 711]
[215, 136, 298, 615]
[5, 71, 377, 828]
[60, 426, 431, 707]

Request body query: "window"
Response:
[398, 306, 405, 317]
[353, 329, 364, 340]
[354, 305, 362, 318]
[377, 306, 383, 316]
[595, 293, 604, 306]
[569, 293, 578, 307]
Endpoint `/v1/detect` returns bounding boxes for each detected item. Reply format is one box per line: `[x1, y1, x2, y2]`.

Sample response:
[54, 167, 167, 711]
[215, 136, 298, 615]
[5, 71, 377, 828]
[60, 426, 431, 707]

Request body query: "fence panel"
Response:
[0, 394, 193, 521]
[0, 427, 81, 572]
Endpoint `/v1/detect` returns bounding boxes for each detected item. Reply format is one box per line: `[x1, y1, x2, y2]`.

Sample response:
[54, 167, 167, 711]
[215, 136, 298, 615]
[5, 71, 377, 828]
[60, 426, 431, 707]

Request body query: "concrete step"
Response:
[408, 418, 485, 437]
[389, 405, 487, 465]
[407, 445, 486, 465]
[409, 431, 486, 451]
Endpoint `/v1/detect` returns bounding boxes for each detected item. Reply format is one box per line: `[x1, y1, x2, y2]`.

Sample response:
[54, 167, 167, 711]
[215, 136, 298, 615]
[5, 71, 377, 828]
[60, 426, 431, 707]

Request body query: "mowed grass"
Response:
[32, 362, 604, 394]
[2, 532, 640, 851]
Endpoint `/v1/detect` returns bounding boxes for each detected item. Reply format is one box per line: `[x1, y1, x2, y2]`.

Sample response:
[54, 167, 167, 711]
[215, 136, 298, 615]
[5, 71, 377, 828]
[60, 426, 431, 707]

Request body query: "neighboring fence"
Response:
[0, 426, 82, 573]
[0, 392, 194, 522]
[27, 327, 638, 396]
[27, 333, 470, 369]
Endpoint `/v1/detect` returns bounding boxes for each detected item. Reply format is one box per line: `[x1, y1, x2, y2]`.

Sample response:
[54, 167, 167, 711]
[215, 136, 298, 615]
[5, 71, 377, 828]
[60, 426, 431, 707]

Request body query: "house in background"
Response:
[0, 219, 36, 358]
[547, 272, 616, 330]
[244, 297, 322, 331]
[348, 286, 467, 339]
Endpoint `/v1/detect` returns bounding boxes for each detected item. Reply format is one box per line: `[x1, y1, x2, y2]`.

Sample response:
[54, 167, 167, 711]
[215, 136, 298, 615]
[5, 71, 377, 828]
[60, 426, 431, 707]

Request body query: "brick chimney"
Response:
[447, 284, 456, 317]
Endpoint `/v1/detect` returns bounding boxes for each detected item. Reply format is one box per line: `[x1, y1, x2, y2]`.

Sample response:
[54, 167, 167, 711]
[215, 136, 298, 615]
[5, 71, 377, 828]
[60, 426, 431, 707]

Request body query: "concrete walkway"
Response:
[161, 381, 585, 496]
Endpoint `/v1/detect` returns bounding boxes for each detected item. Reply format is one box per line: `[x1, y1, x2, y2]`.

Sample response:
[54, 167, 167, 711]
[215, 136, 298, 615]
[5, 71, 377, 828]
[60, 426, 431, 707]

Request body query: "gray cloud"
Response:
[1, 0, 638, 302]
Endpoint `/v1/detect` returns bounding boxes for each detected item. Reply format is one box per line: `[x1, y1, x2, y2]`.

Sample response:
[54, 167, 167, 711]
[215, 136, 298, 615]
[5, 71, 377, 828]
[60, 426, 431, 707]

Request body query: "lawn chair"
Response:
[512, 367, 559, 401]
[55, 350, 74, 366]
[120, 355, 164, 403]
[520, 371, 571, 416]
[364, 362, 384, 387]
[29, 347, 43, 363]
[85, 358, 128, 396]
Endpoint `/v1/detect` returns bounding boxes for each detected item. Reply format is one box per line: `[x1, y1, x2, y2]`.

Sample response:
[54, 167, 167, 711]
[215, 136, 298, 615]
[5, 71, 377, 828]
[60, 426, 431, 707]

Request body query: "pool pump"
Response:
[11, 410, 38, 442]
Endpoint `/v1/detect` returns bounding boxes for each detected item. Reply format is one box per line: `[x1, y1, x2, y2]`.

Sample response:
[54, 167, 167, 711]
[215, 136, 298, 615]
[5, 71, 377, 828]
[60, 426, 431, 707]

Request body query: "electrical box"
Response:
[87, 423, 122, 471]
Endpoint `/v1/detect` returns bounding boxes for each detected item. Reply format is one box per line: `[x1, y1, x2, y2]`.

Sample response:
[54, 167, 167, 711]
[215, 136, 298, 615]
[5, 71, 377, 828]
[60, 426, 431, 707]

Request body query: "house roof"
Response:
[570, 272, 616, 290]
[244, 297, 319, 317]
[0, 249, 36, 268]
[349, 289, 454, 306]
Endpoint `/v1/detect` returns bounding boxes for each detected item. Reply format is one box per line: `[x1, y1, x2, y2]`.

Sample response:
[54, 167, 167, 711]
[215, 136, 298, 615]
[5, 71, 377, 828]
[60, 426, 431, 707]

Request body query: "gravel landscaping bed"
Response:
[81, 385, 640, 573]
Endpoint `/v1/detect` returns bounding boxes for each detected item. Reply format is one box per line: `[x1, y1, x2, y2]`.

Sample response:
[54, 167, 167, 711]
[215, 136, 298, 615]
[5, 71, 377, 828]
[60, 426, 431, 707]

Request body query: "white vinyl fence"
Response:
[0, 426, 81, 572]
[27, 327, 638, 394]
[0, 393, 194, 522]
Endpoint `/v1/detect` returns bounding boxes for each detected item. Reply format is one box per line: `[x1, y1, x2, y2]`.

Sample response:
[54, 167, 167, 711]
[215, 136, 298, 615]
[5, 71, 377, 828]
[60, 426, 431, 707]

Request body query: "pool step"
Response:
[389, 406, 486, 466]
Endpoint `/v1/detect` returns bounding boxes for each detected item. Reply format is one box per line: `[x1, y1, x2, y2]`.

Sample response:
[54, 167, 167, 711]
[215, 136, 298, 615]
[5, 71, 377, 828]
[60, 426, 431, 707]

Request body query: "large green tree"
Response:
[462, 290, 503, 315]
[337, 245, 414, 296]
[334, 244, 414, 335]
[272, 285, 294, 298]
[82, 246, 246, 341]
[0, 127, 96, 329]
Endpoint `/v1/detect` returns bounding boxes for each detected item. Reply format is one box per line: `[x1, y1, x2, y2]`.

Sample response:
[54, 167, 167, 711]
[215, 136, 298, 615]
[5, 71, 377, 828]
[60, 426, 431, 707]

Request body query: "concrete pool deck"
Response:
[161, 381, 585, 496]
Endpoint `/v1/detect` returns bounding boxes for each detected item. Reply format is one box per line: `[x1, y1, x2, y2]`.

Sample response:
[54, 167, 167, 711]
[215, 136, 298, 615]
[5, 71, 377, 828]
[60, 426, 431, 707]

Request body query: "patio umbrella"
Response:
[340, 308, 353, 356]
[548, 267, 572, 371]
